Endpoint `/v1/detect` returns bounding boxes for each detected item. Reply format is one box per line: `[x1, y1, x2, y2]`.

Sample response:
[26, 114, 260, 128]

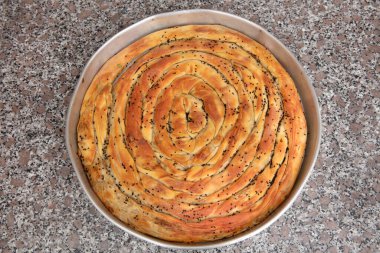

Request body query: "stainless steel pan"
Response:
[65, 9, 321, 249]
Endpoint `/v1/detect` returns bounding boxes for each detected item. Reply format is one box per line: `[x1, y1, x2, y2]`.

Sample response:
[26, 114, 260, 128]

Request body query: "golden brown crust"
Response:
[77, 25, 307, 242]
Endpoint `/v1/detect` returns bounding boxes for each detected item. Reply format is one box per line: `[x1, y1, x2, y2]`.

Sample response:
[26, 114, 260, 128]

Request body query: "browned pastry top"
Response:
[77, 25, 307, 242]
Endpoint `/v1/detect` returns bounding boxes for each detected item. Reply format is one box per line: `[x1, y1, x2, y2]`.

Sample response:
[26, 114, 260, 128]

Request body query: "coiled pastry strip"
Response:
[77, 25, 307, 242]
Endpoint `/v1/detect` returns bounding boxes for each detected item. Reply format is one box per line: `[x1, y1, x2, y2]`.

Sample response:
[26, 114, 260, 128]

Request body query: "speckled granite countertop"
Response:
[1, 0, 379, 252]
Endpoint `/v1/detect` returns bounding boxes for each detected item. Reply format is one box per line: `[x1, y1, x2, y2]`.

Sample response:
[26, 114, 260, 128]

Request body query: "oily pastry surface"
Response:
[77, 25, 307, 242]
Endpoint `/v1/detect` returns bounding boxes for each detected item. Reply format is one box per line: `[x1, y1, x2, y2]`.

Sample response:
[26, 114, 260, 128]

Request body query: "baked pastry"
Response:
[77, 25, 307, 242]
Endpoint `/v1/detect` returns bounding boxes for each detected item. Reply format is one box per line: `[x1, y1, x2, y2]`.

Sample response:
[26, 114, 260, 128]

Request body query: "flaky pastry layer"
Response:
[77, 25, 307, 242]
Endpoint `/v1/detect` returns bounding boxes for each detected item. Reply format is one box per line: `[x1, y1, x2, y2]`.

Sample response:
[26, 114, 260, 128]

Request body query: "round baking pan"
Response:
[65, 9, 321, 249]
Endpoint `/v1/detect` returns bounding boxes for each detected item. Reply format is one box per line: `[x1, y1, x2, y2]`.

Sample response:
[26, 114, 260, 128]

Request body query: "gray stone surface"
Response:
[1, 0, 379, 252]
